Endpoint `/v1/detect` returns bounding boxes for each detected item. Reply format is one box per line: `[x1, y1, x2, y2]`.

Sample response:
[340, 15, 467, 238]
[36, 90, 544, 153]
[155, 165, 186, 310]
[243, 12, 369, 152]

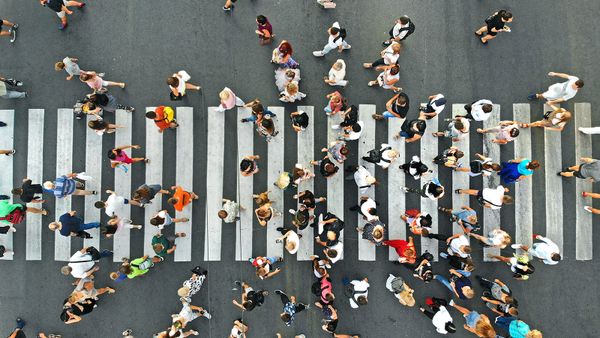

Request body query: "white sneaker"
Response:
[313, 51, 324, 57]
[584, 206, 593, 213]
[288, 209, 296, 215]
[401, 187, 409, 193]
[342, 44, 352, 50]
[331, 125, 340, 130]
[510, 244, 522, 249]
[448, 299, 455, 306]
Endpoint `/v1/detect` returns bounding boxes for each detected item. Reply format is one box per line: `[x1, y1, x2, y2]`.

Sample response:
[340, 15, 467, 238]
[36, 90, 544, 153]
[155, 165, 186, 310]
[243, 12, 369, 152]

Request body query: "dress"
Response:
[279, 81, 306, 102]
[498, 160, 533, 185]
[274, 68, 301, 92]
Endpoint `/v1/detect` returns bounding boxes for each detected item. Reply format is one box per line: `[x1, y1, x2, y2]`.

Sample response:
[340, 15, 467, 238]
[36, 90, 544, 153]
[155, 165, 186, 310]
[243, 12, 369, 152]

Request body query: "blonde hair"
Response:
[286, 241, 297, 252]
[219, 89, 230, 101]
[475, 319, 496, 338]
[399, 290, 415, 307]
[286, 82, 298, 95]
[43, 181, 54, 190]
[48, 222, 60, 231]
[54, 61, 65, 71]
[391, 43, 401, 53]
[463, 287, 475, 299]
[526, 330, 543, 338]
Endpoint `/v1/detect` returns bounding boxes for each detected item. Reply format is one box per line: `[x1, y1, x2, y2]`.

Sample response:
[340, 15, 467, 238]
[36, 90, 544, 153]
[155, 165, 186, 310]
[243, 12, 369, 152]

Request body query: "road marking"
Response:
[0, 110, 14, 260]
[514, 104, 533, 251]
[452, 104, 470, 234]
[54, 109, 73, 261]
[113, 109, 132, 261]
[144, 107, 163, 257]
[204, 107, 225, 261]
[327, 111, 345, 259]
[174, 107, 194, 262]
[236, 107, 254, 260]
[575, 103, 593, 260]
[296, 105, 314, 261]
[266, 106, 285, 259]
[358, 104, 376, 261]
[543, 104, 563, 253]
[25, 109, 44, 260]
[420, 113, 439, 261]
[83, 115, 102, 249]
[387, 116, 405, 260]
[482, 105, 501, 261]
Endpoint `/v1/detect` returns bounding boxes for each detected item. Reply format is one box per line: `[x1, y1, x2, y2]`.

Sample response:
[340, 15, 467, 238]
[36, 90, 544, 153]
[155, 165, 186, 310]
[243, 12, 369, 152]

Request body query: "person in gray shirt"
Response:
[55, 56, 86, 80]
[219, 198, 242, 223]
[558, 157, 600, 182]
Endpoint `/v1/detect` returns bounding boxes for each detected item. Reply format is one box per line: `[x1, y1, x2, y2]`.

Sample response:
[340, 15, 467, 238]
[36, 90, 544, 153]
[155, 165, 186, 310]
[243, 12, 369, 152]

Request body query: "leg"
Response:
[425, 233, 450, 242]
[65, 1, 84, 6]
[72, 189, 95, 195]
[475, 25, 488, 35]
[103, 81, 126, 88]
[81, 222, 101, 230]
[185, 83, 201, 90]
[488, 254, 511, 263]
[420, 308, 435, 320]
[172, 217, 189, 223]
[579, 127, 600, 135]
[277, 290, 290, 304]
[583, 192, 600, 199]
[235, 97, 245, 107]
[99, 249, 114, 258]
[295, 303, 307, 313]
[457, 189, 478, 196]
[25, 206, 47, 215]
[476, 276, 495, 290]
[3, 90, 26, 99]
[433, 275, 454, 292]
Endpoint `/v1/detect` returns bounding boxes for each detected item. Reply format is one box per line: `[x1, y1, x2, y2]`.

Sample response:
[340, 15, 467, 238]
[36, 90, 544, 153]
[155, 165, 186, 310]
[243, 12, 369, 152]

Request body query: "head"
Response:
[454, 150, 464, 159]
[503, 195, 514, 205]
[389, 64, 400, 75]
[88, 120, 104, 130]
[551, 253, 561, 262]
[79, 73, 93, 82]
[482, 104, 493, 113]
[11, 188, 23, 196]
[178, 286, 190, 297]
[413, 120, 426, 133]
[396, 94, 408, 106]
[48, 222, 60, 231]
[491, 163, 502, 171]
[280, 313, 291, 323]
[326, 249, 337, 259]
[398, 15, 410, 25]
[145, 111, 157, 119]
[324, 162, 337, 174]
[475, 321, 496, 338]
[150, 216, 164, 226]
[109, 272, 120, 280]
[325, 292, 335, 302]
[463, 286, 475, 299]
[329, 27, 340, 36]
[167, 197, 178, 206]
[422, 271, 434, 282]
[333, 61, 344, 71]
[119, 264, 132, 275]
[575, 79, 584, 89]
[526, 330, 543, 338]
[286, 82, 298, 95]
[166, 77, 179, 88]
[219, 89, 231, 102]
[433, 185, 444, 196]
[391, 43, 401, 54]
[54, 61, 65, 71]
[43, 181, 55, 190]
[373, 227, 384, 241]
[399, 289, 415, 307]
[461, 245, 472, 254]
[508, 307, 519, 317]
[509, 128, 520, 138]
[153, 243, 165, 254]
[340, 145, 349, 156]
[527, 160, 540, 170]
[252, 101, 265, 113]
[351, 123, 362, 133]
[256, 15, 267, 25]
[278, 41, 293, 56]
[286, 240, 297, 252]
[60, 266, 72, 276]
[454, 120, 465, 131]
[501, 11, 513, 22]
[356, 296, 368, 305]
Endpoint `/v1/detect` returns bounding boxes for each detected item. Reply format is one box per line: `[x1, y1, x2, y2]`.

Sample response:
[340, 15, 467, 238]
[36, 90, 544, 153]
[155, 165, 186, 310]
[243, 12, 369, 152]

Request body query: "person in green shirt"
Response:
[120, 255, 154, 279]
[0, 200, 46, 232]
[152, 232, 186, 262]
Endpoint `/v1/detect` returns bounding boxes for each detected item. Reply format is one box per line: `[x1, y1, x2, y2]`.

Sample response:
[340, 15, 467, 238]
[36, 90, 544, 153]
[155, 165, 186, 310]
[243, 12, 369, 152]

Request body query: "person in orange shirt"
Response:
[145, 106, 177, 133]
[168, 185, 199, 212]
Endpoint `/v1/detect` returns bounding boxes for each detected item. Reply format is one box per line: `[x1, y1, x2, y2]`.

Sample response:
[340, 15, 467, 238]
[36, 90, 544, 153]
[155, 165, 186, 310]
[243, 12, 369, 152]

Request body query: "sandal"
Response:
[480, 38, 488, 45]
[454, 189, 462, 194]
[474, 31, 483, 37]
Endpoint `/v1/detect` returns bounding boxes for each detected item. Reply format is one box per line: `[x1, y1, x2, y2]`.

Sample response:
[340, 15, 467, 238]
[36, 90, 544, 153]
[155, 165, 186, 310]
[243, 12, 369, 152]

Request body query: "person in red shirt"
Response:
[145, 106, 177, 133]
[384, 236, 416, 263]
[168, 185, 199, 212]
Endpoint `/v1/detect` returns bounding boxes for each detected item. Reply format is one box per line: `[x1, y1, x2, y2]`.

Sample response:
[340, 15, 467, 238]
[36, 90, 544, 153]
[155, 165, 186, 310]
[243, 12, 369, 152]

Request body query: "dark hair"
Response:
[483, 104, 493, 113]
[150, 216, 164, 226]
[423, 271, 433, 282]
[252, 102, 264, 114]
[390, 65, 400, 75]
[327, 249, 337, 257]
[168, 197, 178, 205]
[551, 253, 561, 261]
[280, 313, 291, 322]
[94, 201, 105, 209]
[256, 15, 267, 25]
[528, 160, 540, 170]
[433, 185, 444, 196]
[357, 296, 368, 305]
[455, 150, 464, 159]
[454, 120, 465, 131]
[575, 80, 584, 88]
[261, 118, 275, 133]
[503, 195, 514, 205]
[119, 264, 132, 275]
[330, 27, 340, 35]
[325, 293, 335, 301]
[415, 120, 426, 132]
[491, 163, 502, 171]
[396, 94, 407, 106]
[368, 208, 377, 215]
[420, 216, 432, 227]
[166, 77, 178, 87]
[88, 120, 106, 130]
[145, 111, 157, 119]
[509, 128, 520, 138]
[107, 148, 120, 160]
[102, 225, 117, 236]
[11, 188, 23, 195]
[502, 11, 513, 20]
[446, 322, 457, 333]
[218, 210, 228, 219]
[352, 123, 362, 133]
[279, 41, 293, 56]
[418, 163, 429, 173]
[399, 16, 410, 24]
[462, 246, 472, 254]
[240, 159, 253, 171]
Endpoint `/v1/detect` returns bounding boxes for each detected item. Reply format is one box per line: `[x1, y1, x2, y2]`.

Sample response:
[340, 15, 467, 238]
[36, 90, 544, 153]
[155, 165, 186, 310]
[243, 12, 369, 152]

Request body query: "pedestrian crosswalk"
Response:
[0, 103, 595, 262]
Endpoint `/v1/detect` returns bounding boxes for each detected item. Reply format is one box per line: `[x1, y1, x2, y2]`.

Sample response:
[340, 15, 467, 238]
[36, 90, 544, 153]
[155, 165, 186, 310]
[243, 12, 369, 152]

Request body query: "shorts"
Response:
[486, 24, 498, 36]
[573, 165, 585, 179]
[55, 1, 69, 18]
[464, 311, 480, 328]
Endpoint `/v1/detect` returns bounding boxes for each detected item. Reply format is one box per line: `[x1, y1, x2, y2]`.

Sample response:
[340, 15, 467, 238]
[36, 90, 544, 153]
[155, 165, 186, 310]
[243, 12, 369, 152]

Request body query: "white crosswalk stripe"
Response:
[1, 103, 595, 262]
[328, 109, 345, 259]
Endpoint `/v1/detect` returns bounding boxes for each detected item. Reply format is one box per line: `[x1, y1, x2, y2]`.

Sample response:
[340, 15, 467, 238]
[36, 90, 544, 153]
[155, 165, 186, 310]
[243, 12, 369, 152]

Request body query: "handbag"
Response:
[170, 92, 183, 101]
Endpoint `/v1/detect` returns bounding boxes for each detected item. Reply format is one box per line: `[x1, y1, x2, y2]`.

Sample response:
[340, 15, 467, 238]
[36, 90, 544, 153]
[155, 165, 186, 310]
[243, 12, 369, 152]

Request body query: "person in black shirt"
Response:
[40, 0, 86, 31]
[372, 92, 409, 120]
[232, 281, 268, 312]
[394, 117, 426, 143]
[12, 178, 45, 203]
[475, 10, 513, 44]
[86, 93, 135, 113]
[311, 156, 339, 178]
[294, 190, 325, 210]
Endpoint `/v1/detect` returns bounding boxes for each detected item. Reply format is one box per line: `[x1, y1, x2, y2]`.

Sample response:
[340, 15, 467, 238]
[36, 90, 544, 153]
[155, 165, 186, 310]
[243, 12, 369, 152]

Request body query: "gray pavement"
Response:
[1, 1, 600, 337]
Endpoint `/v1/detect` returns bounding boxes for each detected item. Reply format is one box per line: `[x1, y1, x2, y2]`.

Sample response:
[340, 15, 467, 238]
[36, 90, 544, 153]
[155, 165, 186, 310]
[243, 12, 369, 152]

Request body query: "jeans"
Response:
[434, 269, 471, 292]
[494, 316, 516, 331]
[371, 58, 386, 68]
[244, 110, 276, 122]
[100, 249, 113, 258]
[320, 40, 350, 55]
[0, 90, 26, 99]
[382, 111, 399, 119]
[80, 222, 101, 231]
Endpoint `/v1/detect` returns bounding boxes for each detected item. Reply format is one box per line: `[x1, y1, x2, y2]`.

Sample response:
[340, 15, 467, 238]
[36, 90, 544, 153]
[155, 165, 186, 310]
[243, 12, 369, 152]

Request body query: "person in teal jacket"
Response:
[495, 316, 543, 338]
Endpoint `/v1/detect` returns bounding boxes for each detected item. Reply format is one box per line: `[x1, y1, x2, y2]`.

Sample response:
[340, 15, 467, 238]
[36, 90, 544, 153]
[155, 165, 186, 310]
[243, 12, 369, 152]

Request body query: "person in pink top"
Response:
[107, 145, 149, 169]
[324, 91, 344, 116]
[79, 71, 125, 92]
[217, 87, 245, 113]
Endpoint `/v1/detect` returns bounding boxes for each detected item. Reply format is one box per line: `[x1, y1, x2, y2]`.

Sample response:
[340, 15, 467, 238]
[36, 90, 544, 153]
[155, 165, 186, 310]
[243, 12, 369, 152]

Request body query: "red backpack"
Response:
[0, 208, 26, 224]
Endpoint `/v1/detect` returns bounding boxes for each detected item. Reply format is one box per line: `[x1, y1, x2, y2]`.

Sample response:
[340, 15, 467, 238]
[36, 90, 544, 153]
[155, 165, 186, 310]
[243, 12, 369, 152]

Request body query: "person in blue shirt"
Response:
[48, 210, 100, 238]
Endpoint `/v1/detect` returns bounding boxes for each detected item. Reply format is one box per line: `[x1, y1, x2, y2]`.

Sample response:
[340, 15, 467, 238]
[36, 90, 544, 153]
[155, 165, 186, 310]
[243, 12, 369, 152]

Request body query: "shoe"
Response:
[510, 244, 521, 249]
[274, 289, 283, 295]
[126, 106, 135, 113]
[79, 3, 86, 8]
[59, 22, 68, 30]
[122, 329, 133, 336]
[0, 122, 6, 127]
[223, 5, 232, 11]
[233, 280, 242, 287]
[556, 171, 563, 177]
[98, 73, 105, 77]
[240, 118, 249, 123]
[582, 191, 588, 197]
[382, 40, 391, 46]
[9, 28, 16, 43]
[448, 299, 455, 306]
[203, 311, 212, 319]
[527, 94, 537, 101]
[439, 252, 448, 259]
[9, 149, 15, 155]
[16, 318, 25, 329]
[24, 92, 28, 97]
[342, 44, 351, 50]
[312, 51, 324, 57]
[372, 114, 383, 120]
[400, 186, 408, 193]
[532, 234, 540, 239]
[277, 257, 283, 262]
[584, 206, 594, 213]
[191, 266, 207, 275]
[275, 239, 282, 243]
[288, 209, 296, 215]
[276, 227, 284, 232]
[91, 190, 97, 195]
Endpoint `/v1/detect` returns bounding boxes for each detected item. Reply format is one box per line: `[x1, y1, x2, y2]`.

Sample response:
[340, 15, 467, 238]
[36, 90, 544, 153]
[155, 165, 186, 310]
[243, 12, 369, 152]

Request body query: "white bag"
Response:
[75, 172, 93, 181]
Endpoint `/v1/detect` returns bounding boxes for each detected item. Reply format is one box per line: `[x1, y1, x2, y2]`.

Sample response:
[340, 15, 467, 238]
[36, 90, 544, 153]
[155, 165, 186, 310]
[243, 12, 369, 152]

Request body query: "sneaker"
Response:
[274, 289, 283, 295]
[277, 256, 283, 262]
[122, 329, 133, 336]
[439, 252, 448, 259]
[126, 106, 135, 113]
[223, 5, 232, 11]
[0, 122, 6, 127]
[288, 209, 296, 215]
[400, 186, 409, 193]
[78, 3, 86, 8]
[342, 44, 351, 50]
[9, 149, 15, 155]
[98, 73, 105, 77]
[510, 244, 522, 249]
[527, 94, 537, 101]
[9, 29, 16, 43]
[203, 311, 212, 319]
[312, 51, 324, 57]
[59, 22, 68, 30]
[584, 206, 594, 213]
[233, 280, 243, 287]
[448, 299, 455, 306]
[91, 190, 97, 195]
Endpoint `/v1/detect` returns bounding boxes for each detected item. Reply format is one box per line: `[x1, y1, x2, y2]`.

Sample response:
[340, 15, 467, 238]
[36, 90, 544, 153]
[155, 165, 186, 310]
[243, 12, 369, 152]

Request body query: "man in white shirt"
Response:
[60, 246, 113, 279]
[512, 235, 561, 265]
[383, 16, 415, 45]
[347, 277, 370, 308]
[419, 93, 446, 119]
[94, 189, 132, 217]
[456, 185, 512, 210]
[350, 165, 376, 194]
[350, 196, 378, 222]
[313, 22, 351, 57]
[459, 99, 493, 121]
[528, 72, 584, 105]
[363, 42, 401, 69]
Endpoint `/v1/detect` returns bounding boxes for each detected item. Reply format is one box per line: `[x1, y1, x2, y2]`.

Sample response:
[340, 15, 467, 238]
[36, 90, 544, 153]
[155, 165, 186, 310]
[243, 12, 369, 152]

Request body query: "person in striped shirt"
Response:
[43, 173, 96, 198]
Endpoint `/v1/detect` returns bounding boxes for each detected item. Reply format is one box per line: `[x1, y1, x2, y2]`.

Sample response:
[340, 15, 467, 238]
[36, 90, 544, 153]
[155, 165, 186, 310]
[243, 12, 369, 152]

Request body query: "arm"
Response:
[494, 278, 506, 287]
[266, 268, 282, 278]
[446, 234, 461, 244]
[65, 314, 82, 324]
[405, 134, 421, 143]
[167, 245, 177, 254]
[548, 71, 572, 79]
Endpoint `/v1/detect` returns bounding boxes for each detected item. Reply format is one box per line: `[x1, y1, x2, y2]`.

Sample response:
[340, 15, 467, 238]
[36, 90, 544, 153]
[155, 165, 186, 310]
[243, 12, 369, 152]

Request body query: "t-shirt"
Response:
[432, 306, 453, 334]
[153, 106, 175, 131]
[452, 275, 472, 299]
[487, 12, 506, 31]
[105, 194, 127, 217]
[510, 320, 532, 338]
[448, 235, 470, 258]
[344, 121, 364, 140]
[490, 282, 511, 300]
[62, 57, 81, 76]
[497, 124, 518, 142]
[401, 119, 425, 138]
[580, 159, 600, 181]
[470, 99, 493, 121]
[59, 213, 83, 237]
[19, 179, 43, 203]
[152, 235, 172, 259]
[221, 200, 239, 223]
[47, 0, 64, 12]
[128, 257, 152, 278]
[349, 280, 369, 308]
[482, 186, 505, 209]
[327, 242, 343, 263]
[546, 76, 579, 101]
[426, 94, 446, 115]
[326, 22, 344, 48]
[391, 92, 410, 118]
[530, 236, 560, 265]
[383, 44, 400, 65]
[359, 198, 378, 222]
[68, 251, 95, 278]
[172, 187, 192, 212]
[354, 166, 374, 194]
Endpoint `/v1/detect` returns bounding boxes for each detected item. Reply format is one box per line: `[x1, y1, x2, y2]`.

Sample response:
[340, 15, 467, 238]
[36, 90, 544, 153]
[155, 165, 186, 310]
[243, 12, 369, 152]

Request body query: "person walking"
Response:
[324, 59, 347, 87]
[0, 76, 26, 99]
[167, 71, 201, 100]
[322, 140, 348, 163]
[393, 117, 427, 143]
[519, 105, 571, 132]
[343, 277, 370, 308]
[150, 210, 189, 230]
[255, 15, 274, 45]
[528, 72, 583, 104]
[102, 217, 142, 238]
[218, 198, 241, 224]
[40, 0, 85, 30]
[172, 300, 211, 328]
[401, 155, 431, 180]
[0, 199, 46, 233]
[385, 274, 416, 307]
[177, 266, 207, 302]
[402, 209, 432, 236]
[477, 121, 520, 144]
[44, 173, 96, 198]
[362, 143, 398, 169]
[357, 220, 387, 246]
[449, 301, 496, 337]
[95, 189, 140, 218]
[383, 16, 415, 45]
[55, 56, 83, 80]
[49, 210, 100, 238]
[363, 42, 401, 69]
[84, 92, 135, 114]
[0, 19, 18, 43]
[367, 64, 401, 92]
[217, 87, 245, 112]
[557, 157, 599, 182]
[433, 116, 470, 142]
[291, 110, 310, 132]
[419, 297, 456, 334]
[313, 22, 351, 57]
[454, 153, 500, 178]
[469, 229, 511, 249]
[152, 232, 186, 262]
[324, 91, 344, 116]
[475, 10, 513, 45]
[61, 246, 112, 279]
[384, 237, 416, 263]
[350, 196, 379, 222]
[232, 281, 268, 312]
[439, 206, 479, 232]
[240, 155, 260, 177]
[271, 40, 299, 68]
[79, 71, 125, 91]
[494, 317, 542, 338]
[168, 185, 199, 212]
[487, 253, 535, 280]
[372, 91, 409, 120]
[498, 158, 540, 185]
[511, 234, 561, 265]
[419, 93, 447, 119]
[146, 106, 177, 133]
[433, 146, 465, 169]
[12, 177, 46, 204]
[456, 185, 512, 210]
[456, 99, 493, 121]
[87, 118, 123, 136]
[249, 255, 283, 279]
[275, 290, 308, 326]
[401, 179, 445, 200]
[475, 275, 516, 307]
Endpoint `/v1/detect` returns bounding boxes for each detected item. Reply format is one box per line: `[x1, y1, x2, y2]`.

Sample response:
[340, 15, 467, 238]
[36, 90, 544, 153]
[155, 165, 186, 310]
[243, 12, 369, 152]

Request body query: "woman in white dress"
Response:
[324, 59, 347, 87]
[279, 81, 306, 103]
[274, 68, 300, 92]
[167, 71, 201, 99]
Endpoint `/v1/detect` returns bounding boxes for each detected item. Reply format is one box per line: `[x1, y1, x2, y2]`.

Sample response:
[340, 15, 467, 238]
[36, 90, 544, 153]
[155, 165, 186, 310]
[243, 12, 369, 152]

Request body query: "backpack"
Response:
[132, 257, 153, 270]
[470, 160, 483, 173]
[0, 207, 25, 224]
[390, 277, 405, 293]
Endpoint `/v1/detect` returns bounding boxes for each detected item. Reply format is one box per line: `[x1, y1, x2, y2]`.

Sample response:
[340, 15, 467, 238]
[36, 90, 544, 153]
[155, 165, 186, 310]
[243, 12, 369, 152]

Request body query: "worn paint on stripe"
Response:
[543, 104, 563, 253]
[420, 113, 439, 261]
[266, 106, 285, 259]
[357, 104, 376, 261]
[575, 103, 593, 260]
[113, 109, 132, 261]
[54, 109, 73, 261]
[296, 105, 314, 261]
[387, 116, 405, 260]
[236, 107, 255, 260]
[482, 105, 501, 261]
[144, 107, 163, 257]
